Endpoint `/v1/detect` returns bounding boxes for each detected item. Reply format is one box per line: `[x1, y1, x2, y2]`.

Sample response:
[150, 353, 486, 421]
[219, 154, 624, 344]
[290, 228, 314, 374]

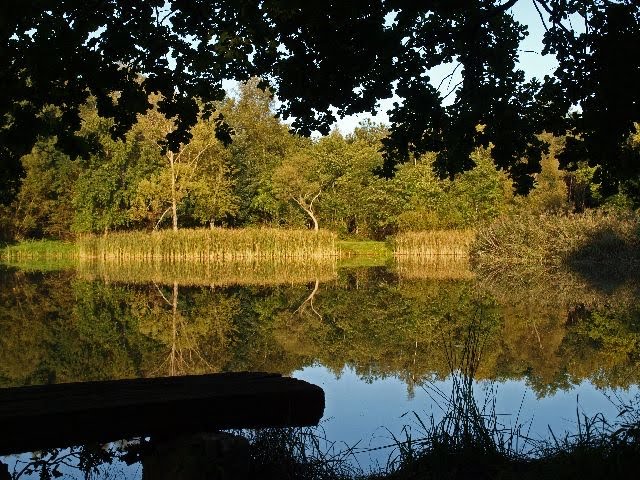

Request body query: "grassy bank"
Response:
[338, 240, 391, 257]
[471, 212, 640, 274]
[392, 230, 475, 257]
[77, 227, 338, 262]
[373, 402, 640, 480]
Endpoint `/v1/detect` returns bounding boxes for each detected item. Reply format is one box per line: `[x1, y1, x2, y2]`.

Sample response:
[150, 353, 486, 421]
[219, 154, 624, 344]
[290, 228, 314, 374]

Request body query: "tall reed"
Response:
[77, 227, 338, 263]
[392, 230, 475, 258]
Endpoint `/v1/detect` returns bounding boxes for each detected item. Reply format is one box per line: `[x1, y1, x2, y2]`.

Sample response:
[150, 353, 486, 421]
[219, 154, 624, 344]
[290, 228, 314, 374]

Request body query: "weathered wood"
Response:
[0, 372, 324, 455]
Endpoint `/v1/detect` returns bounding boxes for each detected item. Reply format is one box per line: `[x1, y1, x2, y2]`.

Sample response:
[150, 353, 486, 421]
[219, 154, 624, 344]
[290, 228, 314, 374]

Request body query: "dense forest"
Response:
[2, 79, 638, 243]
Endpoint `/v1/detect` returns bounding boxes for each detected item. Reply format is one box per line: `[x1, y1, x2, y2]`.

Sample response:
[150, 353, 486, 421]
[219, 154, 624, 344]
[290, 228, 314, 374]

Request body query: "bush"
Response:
[470, 211, 640, 272]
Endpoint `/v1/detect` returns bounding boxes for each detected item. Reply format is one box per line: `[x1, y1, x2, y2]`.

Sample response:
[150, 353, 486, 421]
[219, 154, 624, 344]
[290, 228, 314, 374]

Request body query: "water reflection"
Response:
[1, 261, 639, 474]
[1, 264, 639, 393]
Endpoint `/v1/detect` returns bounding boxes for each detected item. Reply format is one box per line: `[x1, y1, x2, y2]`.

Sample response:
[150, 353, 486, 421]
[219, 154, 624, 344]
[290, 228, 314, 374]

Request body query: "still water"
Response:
[1, 260, 639, 476]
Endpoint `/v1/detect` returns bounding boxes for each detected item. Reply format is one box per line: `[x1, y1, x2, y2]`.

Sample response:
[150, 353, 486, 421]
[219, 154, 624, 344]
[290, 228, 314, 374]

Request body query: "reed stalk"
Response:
[76, 259, 337, 287]
[77, 227, 338, 263]
[392, 230, 476, 258]
[394, 256, 475, 280]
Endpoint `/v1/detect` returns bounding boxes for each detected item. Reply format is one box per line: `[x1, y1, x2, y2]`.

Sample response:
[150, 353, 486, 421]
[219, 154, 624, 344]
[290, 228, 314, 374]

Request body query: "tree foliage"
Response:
[2, 1, 639, 203]
[14, 138, 79, 239]
[3, 79, 636, 241]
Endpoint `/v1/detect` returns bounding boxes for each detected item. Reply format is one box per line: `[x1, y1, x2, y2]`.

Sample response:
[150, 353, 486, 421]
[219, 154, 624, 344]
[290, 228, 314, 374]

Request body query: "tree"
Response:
[130, 106, 237, 230]
[13, 138, 79, 239]
[1, 0, 238, 202]
[271, 125, 390, 233]
[72, 103, 161, 234]
[272, 150, 326, 231]
[393, 153, 449, 231]
[313, 126, 387, 236]
[2, 1, 638, 202]
[543, 2, 640, 199]
[448, 146, 514, 226]
[220, 79, 294, 225]
[189, 157, 239, 228]
[525, 133, 570, 214]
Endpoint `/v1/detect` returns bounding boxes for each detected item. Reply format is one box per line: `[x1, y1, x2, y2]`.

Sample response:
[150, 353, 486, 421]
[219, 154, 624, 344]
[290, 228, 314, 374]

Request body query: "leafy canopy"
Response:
[2, 1, 639, 200]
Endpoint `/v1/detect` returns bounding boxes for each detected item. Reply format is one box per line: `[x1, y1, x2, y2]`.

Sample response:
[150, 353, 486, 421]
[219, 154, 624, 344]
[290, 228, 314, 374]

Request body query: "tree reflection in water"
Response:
[1, 263, 640, 477]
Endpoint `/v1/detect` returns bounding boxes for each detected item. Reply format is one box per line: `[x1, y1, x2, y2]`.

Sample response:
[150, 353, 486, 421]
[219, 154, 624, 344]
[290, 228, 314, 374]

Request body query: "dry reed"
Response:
[471, 211, 640, 270]
[77, 227, 338, 263]
[393, 230, 476, 258]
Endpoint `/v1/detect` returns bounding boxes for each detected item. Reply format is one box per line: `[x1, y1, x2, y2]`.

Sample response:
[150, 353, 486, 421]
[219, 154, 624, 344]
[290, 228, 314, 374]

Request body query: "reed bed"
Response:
[394, 255, 475, 280]
[392, 230, 475, 258]
[76, 258, 337, 287]
[77, 227, 338, 262]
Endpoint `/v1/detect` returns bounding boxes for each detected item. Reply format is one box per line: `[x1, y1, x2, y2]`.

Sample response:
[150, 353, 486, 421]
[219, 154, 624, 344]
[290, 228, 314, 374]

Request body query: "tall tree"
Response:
[272, 150, 326, 231]
[72, 103, 160, 234]
[220, 79, 294, 225]
[130, 107, 236, 230]
[315, 126, 388, 236]
[13, 138, 79, 239]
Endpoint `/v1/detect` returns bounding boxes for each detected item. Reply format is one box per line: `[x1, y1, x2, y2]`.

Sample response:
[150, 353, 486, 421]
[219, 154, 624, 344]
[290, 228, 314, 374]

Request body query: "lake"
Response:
[1, 259, 639, 477]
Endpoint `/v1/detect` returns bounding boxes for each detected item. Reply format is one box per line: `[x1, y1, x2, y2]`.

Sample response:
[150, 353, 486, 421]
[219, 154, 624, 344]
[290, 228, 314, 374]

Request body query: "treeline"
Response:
[2, 79, 638, 242]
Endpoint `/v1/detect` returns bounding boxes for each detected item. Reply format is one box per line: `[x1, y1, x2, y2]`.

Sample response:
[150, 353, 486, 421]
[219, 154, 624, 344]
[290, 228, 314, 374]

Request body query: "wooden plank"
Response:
[0, 372, 325, 455]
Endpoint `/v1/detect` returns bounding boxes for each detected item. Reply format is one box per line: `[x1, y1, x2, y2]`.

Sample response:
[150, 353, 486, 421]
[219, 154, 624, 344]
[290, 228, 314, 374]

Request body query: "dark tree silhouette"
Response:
[1, 1, 638, 202]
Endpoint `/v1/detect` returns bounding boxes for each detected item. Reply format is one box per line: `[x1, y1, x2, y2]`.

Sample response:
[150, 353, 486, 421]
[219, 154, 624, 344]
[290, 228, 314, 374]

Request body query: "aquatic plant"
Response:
[77, 227, 338, 262]
[392, 230, 475, 258]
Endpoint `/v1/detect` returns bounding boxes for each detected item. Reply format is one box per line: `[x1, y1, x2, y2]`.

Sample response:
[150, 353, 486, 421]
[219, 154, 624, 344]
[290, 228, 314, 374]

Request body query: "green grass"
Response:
[0, 239, 78, 260]
[337, 240, 392, 258]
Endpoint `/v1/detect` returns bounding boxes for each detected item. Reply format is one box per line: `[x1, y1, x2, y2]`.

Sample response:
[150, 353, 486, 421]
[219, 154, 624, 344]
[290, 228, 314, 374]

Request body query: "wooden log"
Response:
[0, 372, 324, 455]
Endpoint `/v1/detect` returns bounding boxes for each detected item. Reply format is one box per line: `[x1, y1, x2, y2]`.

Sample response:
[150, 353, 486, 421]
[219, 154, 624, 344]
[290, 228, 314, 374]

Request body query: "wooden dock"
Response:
[0, 372, 324, 455]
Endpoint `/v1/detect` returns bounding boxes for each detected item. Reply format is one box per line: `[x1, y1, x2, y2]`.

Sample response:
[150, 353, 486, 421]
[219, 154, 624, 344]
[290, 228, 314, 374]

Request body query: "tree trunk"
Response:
[300, 204, 319, 232]
[294, 195, 320, 232]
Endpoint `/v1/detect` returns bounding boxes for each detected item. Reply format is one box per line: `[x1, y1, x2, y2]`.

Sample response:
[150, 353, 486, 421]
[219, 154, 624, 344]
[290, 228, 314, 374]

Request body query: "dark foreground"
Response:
[0, 372, 324, 456]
